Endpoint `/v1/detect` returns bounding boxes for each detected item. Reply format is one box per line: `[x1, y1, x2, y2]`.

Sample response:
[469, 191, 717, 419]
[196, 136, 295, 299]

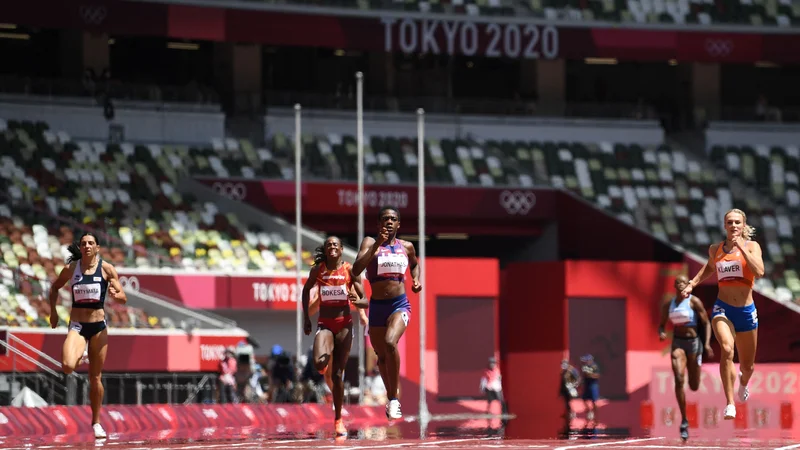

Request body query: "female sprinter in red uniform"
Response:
[302, 236, 367, 436]
[352, 206, 422, 421]
[682, 208, 764, 421]
[659, 274, 714, 441]
[49, 232, 127, 439]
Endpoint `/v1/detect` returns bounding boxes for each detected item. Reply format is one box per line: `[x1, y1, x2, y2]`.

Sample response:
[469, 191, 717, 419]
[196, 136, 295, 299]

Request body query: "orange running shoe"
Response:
[334, 419, 347, 437]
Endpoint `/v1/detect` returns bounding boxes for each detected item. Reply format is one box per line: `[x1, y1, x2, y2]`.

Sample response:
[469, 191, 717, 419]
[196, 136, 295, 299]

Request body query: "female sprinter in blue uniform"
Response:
[659, 274, 714, 441]
[49, 232, 127, 439]
[682, 208, 764, 421]
[352, 206, 422, 421]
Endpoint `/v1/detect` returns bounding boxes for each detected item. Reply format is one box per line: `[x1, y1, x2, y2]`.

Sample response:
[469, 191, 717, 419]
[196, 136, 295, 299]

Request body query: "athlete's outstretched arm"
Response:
[691, 295, 714, 357]
[48, 263, 75, 328]
[658, 300, 670, 340]
[104, 262, 127, 304]
[684, 244, 718, 296]
[349, 271, 369, 309]
[352, 237, 379, 277]
[403, 241, 422, 293]
[302, 266, 321, 321]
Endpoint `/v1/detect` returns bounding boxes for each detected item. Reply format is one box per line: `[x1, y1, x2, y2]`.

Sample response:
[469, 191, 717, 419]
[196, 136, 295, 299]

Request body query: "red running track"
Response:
[1, 433, 800, 449]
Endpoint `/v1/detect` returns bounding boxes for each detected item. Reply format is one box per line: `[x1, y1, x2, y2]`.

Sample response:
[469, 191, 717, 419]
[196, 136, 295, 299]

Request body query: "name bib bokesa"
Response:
[319, 284, 348, 303]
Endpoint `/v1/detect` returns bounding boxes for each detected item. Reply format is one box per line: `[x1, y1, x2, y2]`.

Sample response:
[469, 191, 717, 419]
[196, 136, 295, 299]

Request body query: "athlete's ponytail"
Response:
[66, 243, 81, 264]
[66, 232, 101, 264]
[312, 244, 326, 267]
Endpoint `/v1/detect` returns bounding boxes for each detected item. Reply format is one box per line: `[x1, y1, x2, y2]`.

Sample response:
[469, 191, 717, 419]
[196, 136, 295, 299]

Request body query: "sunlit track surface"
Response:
[2, 427, 799, 450]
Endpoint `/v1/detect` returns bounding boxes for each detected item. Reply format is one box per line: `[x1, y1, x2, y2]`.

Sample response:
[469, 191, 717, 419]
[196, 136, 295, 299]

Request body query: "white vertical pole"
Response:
[356, 71, 366, 405]
[294, 103, 303, 365]
[417, 108, 430, 429]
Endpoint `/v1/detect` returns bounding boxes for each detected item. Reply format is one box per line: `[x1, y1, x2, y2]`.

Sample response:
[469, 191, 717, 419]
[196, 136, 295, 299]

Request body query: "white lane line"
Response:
[554, 437, 664, 450]
[773, 444, 800, 450]
[339, 437, 489, 450]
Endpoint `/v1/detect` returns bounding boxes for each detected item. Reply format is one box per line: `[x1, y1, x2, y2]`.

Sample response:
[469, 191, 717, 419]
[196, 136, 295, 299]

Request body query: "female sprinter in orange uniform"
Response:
[659, 274, 714, 441]
[352, 206, 422, 421]
[682, 209, 764, 421]
[49, 232, 127, 439]
[302, 236, 367, 437]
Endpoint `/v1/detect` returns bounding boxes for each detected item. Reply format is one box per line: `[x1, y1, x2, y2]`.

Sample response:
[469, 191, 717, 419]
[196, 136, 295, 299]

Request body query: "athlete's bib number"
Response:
[319, 284, 348, 303]
[716, 260, 743, 280]
[73, 283, 101, 303]
[377, 253, 408, 276]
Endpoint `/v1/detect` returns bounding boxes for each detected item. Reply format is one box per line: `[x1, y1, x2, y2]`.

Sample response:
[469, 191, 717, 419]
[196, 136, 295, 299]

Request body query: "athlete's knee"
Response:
[719, 342, 735, 360]
[314, 355, 329, 373]
[688, 377, 700, 391]
[62, 362, 75, 375]
[673, 373, 685, 389]
[384, 339, 398, 354]
[88, 372, 102, 385]
[740, 362, 755, 375]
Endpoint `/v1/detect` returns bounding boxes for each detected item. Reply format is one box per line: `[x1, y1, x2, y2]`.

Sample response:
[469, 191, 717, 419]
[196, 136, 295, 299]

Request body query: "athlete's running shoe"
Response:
[387, 399, 402, 420]
[738, 372, 749, 402]
[679, 419, 689, 441]
[334, 419, 347, 437]
[93, 423, 107, 439]
[723, 404, 736, 420]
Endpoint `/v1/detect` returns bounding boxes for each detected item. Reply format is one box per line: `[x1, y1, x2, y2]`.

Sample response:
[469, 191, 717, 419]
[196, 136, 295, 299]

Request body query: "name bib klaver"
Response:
[319, 284, 348, 302]
[377, 253, 408, 275]
[73, 283, 102, 303]
[717, 260, 743, 279]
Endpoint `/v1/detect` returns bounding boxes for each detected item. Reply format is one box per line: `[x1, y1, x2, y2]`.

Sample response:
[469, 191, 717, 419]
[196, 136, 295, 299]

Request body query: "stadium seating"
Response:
[0, 263, 175, 329]
[273, 130, 800, 302]
[0, 118, 313, 274]
[269, 0, 800, 25]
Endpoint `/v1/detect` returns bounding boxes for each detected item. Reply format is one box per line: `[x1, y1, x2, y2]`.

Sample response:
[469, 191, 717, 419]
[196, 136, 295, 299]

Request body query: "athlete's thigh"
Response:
[63, 329, 86, 367]
[314, 328, 334, 362]
[88, 328, 108, 377]
[385, 310, 409, 345]
[671, 347, 687, 379]
[712, 316, 736, 351]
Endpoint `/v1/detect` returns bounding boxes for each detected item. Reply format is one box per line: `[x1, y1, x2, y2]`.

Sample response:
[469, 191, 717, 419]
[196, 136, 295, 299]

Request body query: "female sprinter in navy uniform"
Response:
[352, 206, 422, 421]
[682, 209, 764, 421]
[659, 274, 714, 441]
[49, 232, 127, 439]
[302, 236, 367, 437]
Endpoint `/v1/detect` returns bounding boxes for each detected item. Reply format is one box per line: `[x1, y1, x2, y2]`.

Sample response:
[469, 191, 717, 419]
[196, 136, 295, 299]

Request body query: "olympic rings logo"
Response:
[79, 5, 107, 25]
[118, 276, 140, 292]
[499, 190, 536, 215]
[704, 39, 733, 57]
[212, 182, 247, 201]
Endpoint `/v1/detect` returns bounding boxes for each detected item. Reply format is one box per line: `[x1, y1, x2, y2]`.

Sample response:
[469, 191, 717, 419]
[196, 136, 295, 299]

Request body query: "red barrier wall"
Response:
[500, 260, 684, 438]
[0, 403, 386, 438]
[0, 330, 248, 373]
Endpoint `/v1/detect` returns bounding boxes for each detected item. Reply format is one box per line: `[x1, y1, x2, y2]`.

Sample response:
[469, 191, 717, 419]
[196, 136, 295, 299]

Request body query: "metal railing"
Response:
[0, 334, 79, 405]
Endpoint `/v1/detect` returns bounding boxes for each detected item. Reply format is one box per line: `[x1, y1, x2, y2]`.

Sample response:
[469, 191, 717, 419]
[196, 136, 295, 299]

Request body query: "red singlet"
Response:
[316, 262, 353, 334]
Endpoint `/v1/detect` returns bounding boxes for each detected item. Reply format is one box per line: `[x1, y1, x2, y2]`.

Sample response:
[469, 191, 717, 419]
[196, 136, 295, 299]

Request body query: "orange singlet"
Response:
[315, 262, 353, 335]
[714, 241, 756, 288]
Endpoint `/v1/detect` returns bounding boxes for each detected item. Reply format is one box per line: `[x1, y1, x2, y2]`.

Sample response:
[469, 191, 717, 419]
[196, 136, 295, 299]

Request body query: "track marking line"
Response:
[554, 437, 664, 450]
[773, 444, 800, 450]
[639, 446, 728, 449]
[339, 437, 489, 450]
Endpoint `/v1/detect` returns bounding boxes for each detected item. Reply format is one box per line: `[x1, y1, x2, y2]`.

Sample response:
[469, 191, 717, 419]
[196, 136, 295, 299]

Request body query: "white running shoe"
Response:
[93, 423, 107, 439]
[723, 404, 736, 420]
[386, 399, 402, 420]
[80, 350, 90, 366]
[738, 372, 749, 402]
